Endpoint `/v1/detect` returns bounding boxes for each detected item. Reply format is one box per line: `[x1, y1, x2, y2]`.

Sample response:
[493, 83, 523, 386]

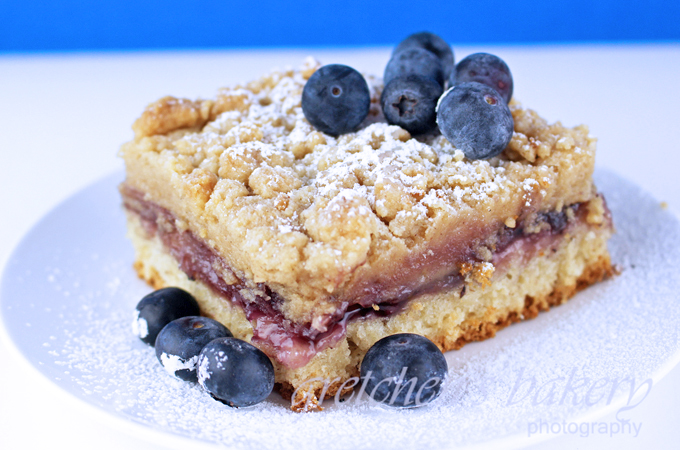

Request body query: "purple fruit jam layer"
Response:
[120, 183, 610, 369]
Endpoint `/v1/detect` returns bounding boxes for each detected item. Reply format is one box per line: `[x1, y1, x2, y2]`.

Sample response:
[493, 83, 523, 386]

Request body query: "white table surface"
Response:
[1, 44, 679, 450]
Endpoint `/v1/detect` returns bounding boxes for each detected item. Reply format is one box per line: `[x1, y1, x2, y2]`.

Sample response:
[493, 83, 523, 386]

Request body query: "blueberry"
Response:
[384, 47, 445, 88]
[450, 53, 513, 104]
[301, 64, 370, 136]
[436, 82, 514, 160]
[360, 333, 447, 408]
[381, 75, 443, 135]
[132, 287, 200, 346]
[155, 316, 232, 382]
[197, 337, 275, 408]
[393, 32, 454, 80]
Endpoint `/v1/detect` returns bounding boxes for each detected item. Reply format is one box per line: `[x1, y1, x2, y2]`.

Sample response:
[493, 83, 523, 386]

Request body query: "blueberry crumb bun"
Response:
[121, 32, 614, 411]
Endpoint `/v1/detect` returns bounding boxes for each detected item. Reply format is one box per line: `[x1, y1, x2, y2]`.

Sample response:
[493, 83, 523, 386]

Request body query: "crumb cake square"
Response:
[119, 58, 613, 409]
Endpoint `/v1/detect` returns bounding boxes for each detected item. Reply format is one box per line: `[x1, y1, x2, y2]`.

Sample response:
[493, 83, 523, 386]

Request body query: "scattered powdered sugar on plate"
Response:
[160, 353, 199, 377]
[1, 168, 680, 449]
[131, 309, 148, 339]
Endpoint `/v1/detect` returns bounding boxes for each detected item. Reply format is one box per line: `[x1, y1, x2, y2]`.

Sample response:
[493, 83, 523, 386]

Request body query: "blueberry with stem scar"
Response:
[450, 52, 513, 104]
[437, 81, 514, 160]
[302, 64, 370, 136]
[381, 75, 443, 135]
[155, 316, 232, 382]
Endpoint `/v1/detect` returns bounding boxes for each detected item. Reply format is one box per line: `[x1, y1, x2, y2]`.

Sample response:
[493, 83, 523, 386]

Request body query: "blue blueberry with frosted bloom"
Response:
[360, 333, 448, 408]
[155, 316, 231, 382]
[197, 337, 275, 408]
[436, 81, 514, 160]
[133, 287, 200, 346]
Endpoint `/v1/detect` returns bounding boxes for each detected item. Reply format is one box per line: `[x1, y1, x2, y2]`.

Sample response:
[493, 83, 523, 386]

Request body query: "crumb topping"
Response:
[120, 57, 598, 321]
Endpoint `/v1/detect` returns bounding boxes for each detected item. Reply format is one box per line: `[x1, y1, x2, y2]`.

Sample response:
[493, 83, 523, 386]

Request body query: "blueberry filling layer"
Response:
[121, 184, 607, 369]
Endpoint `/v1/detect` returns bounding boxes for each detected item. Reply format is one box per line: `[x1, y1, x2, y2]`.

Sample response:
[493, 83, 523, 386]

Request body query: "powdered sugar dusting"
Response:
[2, 169, 680, 449]
[197, 353, 211, 386]
[131, 309, 148, 339]
[160, 353, 199, 377]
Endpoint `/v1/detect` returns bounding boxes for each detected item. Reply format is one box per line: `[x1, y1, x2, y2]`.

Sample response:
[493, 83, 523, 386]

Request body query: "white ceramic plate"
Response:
[2, 169, 679, 450]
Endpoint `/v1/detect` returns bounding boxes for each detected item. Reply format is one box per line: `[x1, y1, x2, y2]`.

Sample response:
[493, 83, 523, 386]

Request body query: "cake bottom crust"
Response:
[126, 211, 614, 411]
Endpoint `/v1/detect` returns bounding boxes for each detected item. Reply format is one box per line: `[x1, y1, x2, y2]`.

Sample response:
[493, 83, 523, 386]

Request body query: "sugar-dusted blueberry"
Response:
[384, 47, 445, 88]
[155, 316, 232, 382]
[132, 287, 200, 346]
[393, 32, 454, 80]
[360, 333, 448, 408]
[301, 64, 370, 136]
[436, 82, 514, 160]
[450, 52, 513, 104]
[381, 75, 443, 135]
[197, 337, 275, 408]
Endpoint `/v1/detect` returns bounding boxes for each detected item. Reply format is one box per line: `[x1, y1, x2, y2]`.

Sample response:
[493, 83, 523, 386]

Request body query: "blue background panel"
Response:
[1, 0, 679, 53]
